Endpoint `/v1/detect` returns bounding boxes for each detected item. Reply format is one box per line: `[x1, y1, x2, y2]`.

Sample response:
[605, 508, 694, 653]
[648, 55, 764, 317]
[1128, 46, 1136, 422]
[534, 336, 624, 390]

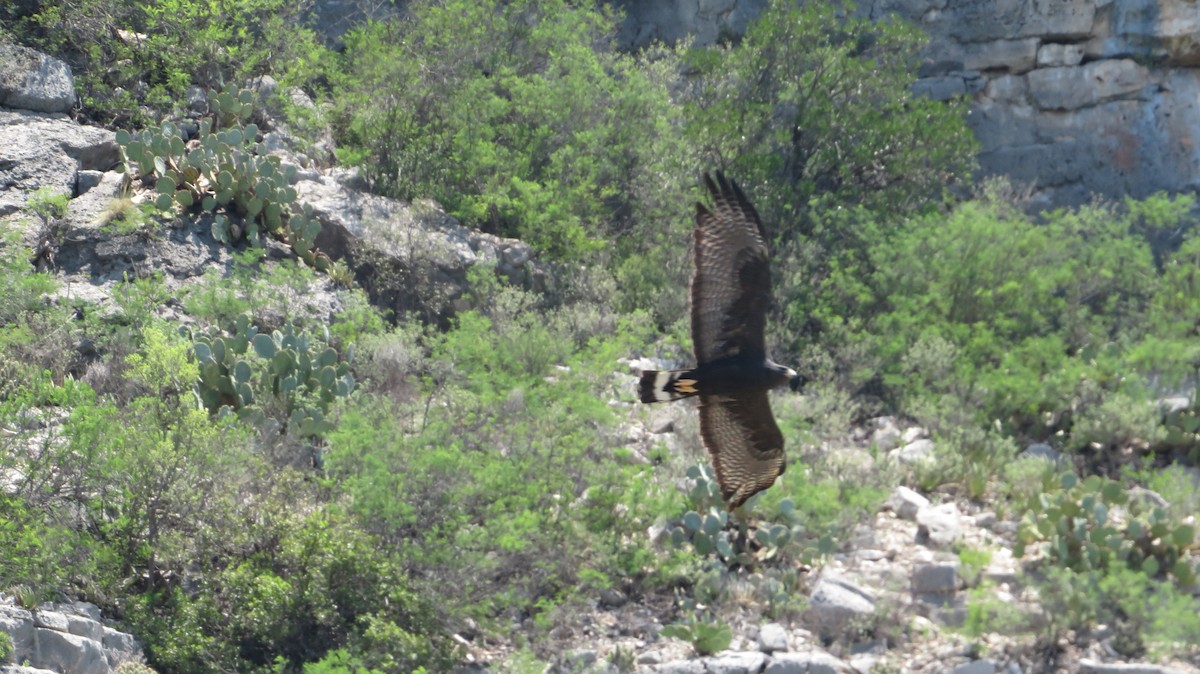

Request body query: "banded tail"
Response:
[638, 369, 702, 403]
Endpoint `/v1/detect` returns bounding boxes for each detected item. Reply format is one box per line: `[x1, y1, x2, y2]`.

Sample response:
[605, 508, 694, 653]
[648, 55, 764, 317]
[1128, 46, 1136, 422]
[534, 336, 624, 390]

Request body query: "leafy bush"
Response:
[1037, 565, 1200, 659]
[325, 276, 671, 628]
[2, 0, 328, 124]
[660, 617, 733, 656]
[331, 0, 688, 260]
[684, 0, 975, 224]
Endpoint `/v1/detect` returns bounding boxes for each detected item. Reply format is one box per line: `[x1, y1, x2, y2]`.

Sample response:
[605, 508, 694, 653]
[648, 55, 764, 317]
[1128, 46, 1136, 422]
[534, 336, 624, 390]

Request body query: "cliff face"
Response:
[614, 0, 1200, 210]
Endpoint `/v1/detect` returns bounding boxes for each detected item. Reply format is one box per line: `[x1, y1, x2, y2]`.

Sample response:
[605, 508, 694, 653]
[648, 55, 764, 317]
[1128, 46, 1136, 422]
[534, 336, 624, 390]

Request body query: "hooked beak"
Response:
[788, 369, 803, 393]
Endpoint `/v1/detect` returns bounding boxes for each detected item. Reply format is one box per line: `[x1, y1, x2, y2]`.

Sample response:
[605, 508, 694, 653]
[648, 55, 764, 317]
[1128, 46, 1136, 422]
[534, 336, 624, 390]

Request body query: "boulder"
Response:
[764, 651, 854, 674]
[29, 628, 109, 674]
[805, 575, 875, 640]
[758, 623, 790, 653]
[100, 627, 140, 668]
[296, 173, 545, 323]
[911, 562, 962, 595]
[886, 486, 930, 521]
[0, 42, 75, 113]
[703, 651, 766, 674]
[1078, 660, 1190, 674]
[948, 660, 998, 674]
[0, 606, 36, 663]
[916, 503, 963, 548]
[0, 109, 119, 219]
[893, 439, 935, 465]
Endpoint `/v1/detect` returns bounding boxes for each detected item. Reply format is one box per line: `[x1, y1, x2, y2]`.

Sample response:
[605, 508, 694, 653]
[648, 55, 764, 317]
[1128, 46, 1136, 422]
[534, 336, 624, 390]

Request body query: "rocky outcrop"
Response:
[297, 172, 545, 324]
[0, 46, 544, 328]
[0, 602, 142, 674]
[616, 0, 1200, 210]
[0, 43, 75, 114]
[0, 109, 119, 218]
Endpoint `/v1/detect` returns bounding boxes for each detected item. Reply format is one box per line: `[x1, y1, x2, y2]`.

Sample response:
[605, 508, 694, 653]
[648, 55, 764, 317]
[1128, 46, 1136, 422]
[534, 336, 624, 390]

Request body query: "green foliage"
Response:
[684, 0, 975, 224]
[332, 0, 687, 260]
[962, 582, 1032, 639]
[113, 662, 158, 674]
[125, 511, 454, 673]
[27, 186, 70, 223]
[0, 630, 12, 663]
[1016, 473, 1199, 585]
[116, 87, 330, 270]
[325, 278, 670, 625]
[660, 616, 733, 657]
[3, 0, 328, 124]
[956, 545, 993, 587]
[0, 227, 58, 324]
[849, 191, 1169, 437]
[1037, 565, 1200, 659]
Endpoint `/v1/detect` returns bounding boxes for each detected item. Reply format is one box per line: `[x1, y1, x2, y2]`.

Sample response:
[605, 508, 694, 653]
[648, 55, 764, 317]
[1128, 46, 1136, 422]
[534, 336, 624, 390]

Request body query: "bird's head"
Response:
[787, 368, 803, 393]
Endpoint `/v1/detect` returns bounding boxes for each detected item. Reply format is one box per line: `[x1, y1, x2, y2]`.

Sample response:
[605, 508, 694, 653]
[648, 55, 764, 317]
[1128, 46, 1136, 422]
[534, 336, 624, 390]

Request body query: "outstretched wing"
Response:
[691, 172, 772, 365]
[698, 391, 787, 509]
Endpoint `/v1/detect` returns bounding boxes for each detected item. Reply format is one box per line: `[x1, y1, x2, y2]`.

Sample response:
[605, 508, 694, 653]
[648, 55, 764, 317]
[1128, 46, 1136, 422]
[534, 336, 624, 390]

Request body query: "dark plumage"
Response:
[637, 172, 799, 509]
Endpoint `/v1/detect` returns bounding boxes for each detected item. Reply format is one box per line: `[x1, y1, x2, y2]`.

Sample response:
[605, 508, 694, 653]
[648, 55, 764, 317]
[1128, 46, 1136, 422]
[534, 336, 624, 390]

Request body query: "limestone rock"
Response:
[655, 660, 707, 674]
[295, 175, 545, 323]
[913, 76, 967, 101]
[703, 651, 766, 674]
[1027, 60, 1152, 111]
[948, 660, 998, 674]
[916, 503, 963, 548]
[0, 606, 36, 663]
[1078, 660, 1190, 674]
[959, 39, 1040, 73]
[1037, 43, 1085, 67]
[29, 628, 109, 674]
[893, 439, 935, 465]
[869, 417, 902, 452]
[763, 651, 853, 674]
[911, 561, 961, 595]
[758, 622, 790, 653]
[805, 575, 875, 640]
[1021, 443, 1067, 467]
[0, 42, 75, 113]
[31, 611, 70, 632]
[0, 109, 118, 218]
[101, 627, 140, 667]
[886, 486, 930, 521]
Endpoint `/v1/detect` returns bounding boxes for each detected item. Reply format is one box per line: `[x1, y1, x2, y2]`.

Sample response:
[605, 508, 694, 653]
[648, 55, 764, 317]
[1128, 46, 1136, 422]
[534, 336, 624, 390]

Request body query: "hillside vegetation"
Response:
[1, 0, 1199, 672]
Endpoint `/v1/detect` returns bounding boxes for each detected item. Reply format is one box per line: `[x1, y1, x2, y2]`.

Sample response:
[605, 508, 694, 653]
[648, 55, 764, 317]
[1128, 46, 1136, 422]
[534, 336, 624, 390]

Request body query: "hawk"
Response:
[638, 172, 800, 509]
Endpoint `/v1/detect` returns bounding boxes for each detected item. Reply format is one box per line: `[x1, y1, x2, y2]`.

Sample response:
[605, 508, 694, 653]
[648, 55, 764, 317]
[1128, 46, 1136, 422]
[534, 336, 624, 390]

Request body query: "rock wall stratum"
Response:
[614, 0, 1200, 210]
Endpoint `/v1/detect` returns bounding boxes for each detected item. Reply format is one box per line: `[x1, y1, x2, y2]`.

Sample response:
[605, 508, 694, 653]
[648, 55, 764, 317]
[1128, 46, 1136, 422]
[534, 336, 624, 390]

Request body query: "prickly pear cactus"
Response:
[191, 316, 355, 440]
[1016, 472, 1200, 585]
[115, 86, 328, 270]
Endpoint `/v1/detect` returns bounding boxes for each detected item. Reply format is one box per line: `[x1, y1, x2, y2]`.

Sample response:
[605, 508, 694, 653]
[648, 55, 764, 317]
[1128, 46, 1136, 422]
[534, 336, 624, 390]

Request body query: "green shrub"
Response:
[324, 280, 670, 625]
[684, 0, 975, 225]
[3, 0, 328, 125]
[660, 617, 733, 656]
[1037, 565, 1200, 659]
[331, 0, 687, 260]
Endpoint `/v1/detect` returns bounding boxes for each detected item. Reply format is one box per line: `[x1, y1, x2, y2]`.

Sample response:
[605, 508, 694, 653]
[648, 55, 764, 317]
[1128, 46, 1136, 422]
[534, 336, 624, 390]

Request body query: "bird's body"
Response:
[638, 172, 799, 509]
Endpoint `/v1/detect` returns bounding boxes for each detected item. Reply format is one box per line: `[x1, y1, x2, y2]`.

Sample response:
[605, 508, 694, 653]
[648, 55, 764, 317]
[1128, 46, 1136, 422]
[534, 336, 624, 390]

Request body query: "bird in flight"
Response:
[638, 172, 800, 509]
